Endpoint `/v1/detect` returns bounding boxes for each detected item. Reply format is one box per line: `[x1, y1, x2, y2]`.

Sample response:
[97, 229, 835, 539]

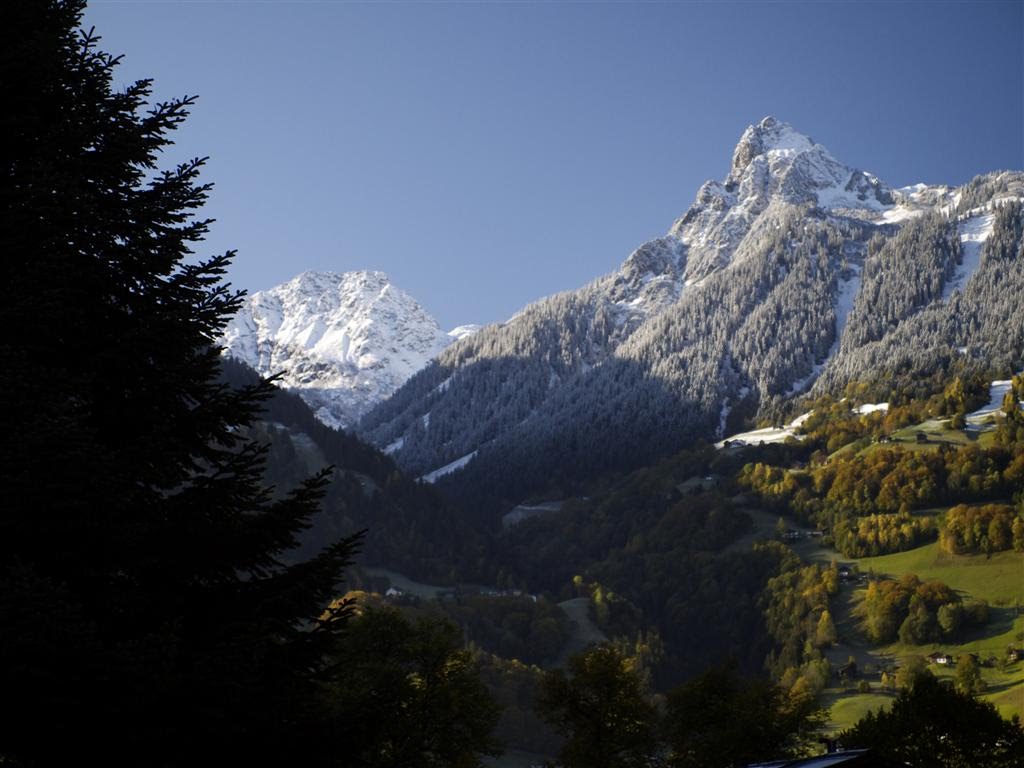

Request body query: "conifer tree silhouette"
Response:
[0, 2, 360, 764]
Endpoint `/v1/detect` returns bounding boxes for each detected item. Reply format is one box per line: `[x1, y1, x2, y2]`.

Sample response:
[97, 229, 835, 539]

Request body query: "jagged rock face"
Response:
[222, 271, 472, 429]
[672, 116, 894, 279]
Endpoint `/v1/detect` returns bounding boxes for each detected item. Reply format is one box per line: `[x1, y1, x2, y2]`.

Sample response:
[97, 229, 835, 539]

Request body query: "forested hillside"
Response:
[220, 357, 492, 583]
[361, 119, 1024, 515]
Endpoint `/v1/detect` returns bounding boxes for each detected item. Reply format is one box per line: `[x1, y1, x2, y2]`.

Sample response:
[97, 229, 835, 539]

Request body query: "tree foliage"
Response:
[664, 663, 826, 768]
[841, 675, 1024, 768]
[0, 3, 362, 764]
[853, 574, 986, 646]
[537, 645, 659, 768]
[940, 503, 1024, 555]
[324, 607, 501, 768]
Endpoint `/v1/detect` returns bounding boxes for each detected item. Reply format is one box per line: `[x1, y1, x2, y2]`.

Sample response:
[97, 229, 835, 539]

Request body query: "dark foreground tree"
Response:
[325, 606, 501, 767]
[841, 675, 1024, 768]
[0, 2, 360, 765]
[537, 645, 659, 768]
[663, 662, 826, 768]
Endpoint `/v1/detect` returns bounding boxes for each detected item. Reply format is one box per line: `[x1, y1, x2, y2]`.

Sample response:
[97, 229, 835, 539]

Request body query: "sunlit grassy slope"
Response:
[823, 541, 1024, 728]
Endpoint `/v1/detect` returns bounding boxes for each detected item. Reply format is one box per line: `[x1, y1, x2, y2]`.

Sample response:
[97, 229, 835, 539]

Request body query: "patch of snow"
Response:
[856, 402, 889, 415]
[834, 268, 860, 340]
[898, 183, 929, 196]
[420, 451, 477, 483]
[383, 437, 405, 455]
[717, 399, 731, 438]
[943, 214, 994, 300]
[717, 402, 881, 450]
[816, 174, 888, 212]
[967, 380, 1012, 422]
[502, 500, 564, 529]
[789, 266, 860, 395]
[684, 274, 712, 288]
[716, 424, 805, 450]
[788, 411, 813, 428]
[760, 121, 816, 154]
[965, 376, 1023, 430]
[448, 324, 481, 342]
[876, 206, 925, 225]
[788, 367, 822, 397]
[421, 412, 431, 430]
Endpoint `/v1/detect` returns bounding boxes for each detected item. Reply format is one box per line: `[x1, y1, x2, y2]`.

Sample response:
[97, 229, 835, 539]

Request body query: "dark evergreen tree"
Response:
[537, 645, 659, 768]
[841, 675, 1024, 768]
[0, 2, 360, 764]
[325, 607, 501, 768]
[663, 662, 826, 768]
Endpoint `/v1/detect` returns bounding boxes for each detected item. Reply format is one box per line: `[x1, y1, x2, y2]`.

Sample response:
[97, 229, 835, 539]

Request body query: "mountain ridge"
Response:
[358, 117, 1024, 508]
[222, 270, 478, 428]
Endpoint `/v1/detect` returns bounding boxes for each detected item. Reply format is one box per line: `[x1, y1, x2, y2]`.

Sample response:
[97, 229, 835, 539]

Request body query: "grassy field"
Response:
[853, 542, 1024, 606]
[836, 417, 998, 461]
[822, 541, 1024, 725]
[822, 690, 894, 732]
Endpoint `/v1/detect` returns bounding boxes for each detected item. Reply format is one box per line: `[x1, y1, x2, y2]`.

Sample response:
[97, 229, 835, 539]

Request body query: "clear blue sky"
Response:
[85, 0, 1023, 329]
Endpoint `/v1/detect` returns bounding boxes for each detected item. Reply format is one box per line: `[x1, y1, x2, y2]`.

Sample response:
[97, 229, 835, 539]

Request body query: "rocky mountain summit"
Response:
[221, 271, 476, 428]
[672, 116, 893, 279]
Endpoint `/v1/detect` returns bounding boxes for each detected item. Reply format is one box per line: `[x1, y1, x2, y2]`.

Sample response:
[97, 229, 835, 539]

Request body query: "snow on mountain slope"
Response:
[965, 376, 1023, 429]
[448, 324, 483, 341]
[672, 116, 893, 281]
[419, 451, 478, 483]
[943, 213, 995, 300]
[876, 183, 956, 225]
[716, 410, 811, 449]
[788, 265, 862, 397]
[222, 271, 474, 428]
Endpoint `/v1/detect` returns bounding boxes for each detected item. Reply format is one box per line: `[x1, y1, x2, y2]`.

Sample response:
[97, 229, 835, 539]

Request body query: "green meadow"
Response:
[823, 541, 1024, 727]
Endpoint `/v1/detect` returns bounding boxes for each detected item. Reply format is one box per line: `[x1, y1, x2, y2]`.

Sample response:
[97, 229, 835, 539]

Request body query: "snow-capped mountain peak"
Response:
[729, 116, 816, 178]
[222, 270, 474, 429]
[725, 116, 892, 211]
[670, 116, 894, 280]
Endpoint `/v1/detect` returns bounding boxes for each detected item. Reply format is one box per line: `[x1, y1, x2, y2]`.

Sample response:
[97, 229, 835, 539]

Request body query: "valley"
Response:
[257, 353, 1024, 756]
[10, 3, 1024, 766]
[218, 130, 1024, 762]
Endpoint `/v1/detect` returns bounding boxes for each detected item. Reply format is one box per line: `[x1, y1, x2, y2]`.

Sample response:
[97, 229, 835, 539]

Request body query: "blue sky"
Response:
[86, 1, 1023, 329]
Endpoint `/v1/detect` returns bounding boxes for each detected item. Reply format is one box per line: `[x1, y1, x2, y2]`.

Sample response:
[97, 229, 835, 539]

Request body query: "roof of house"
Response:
[747, 749, 901, 768]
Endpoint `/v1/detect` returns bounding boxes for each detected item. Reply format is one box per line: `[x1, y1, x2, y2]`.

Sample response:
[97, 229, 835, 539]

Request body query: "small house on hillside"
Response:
[927, 651, 953, 665]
